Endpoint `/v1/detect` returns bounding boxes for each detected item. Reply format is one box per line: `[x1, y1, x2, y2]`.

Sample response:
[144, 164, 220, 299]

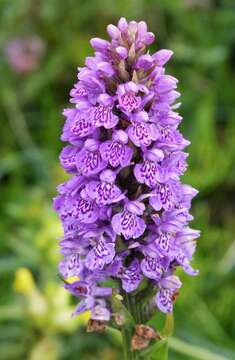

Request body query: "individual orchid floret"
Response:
[155, 275, 182, 313]
[118, 258, 143, 293]
[70, 83, 88, 103]
[85, 236, 116, 271]
[112, 200, 146, 240]
[92, 94, 119, 129]
[64, 279, 112, 302]
[134, 148, 164, 188]
[72, 188, 100, 224]
[76, 139, 107, 176]
[100, 130, 133, 168]
[59, 251, 82, 279]
[117, 82, 145, 114]
[90, 301, 111, 322]
[140, 245, 168, 281]
[127, 111, 159, 147]
[149, 180, 180, 211]
[86, 169, 124, 206]
[59, 145, 81, 173]
[61, 108, 96, 143]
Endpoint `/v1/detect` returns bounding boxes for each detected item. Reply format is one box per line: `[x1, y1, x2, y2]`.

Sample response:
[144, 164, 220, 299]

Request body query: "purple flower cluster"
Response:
[54, 18, 200, 321]
[4, 36, 45, 74]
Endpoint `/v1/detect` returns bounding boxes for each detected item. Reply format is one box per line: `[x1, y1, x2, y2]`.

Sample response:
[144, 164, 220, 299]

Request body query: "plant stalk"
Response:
[121, 293, 171, 359]
[121, 293, 142, 360]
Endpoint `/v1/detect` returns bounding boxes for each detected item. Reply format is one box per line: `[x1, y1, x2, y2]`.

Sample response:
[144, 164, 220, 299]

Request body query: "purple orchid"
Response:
[76, 139, 107, 176]
[61, 108, 96, 143]
[127, 111, 159, 148]
[118, 259, 143, 293]
[86, 169, 124, 206]
[134, 148, 164, 188]
[117, 82, 145, 114]
[54, 18, 200, 329]
[155, 275, 182, 313]
[100, 130, 133, 168]
[112, 200, 146, 240]
[92, 94, 119, 129]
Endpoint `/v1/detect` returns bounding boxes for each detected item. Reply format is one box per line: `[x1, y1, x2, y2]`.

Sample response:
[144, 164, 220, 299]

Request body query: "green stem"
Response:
[121, 293, 142, 360]
[120, 293, 171, 359]
[122, 326, 135, 360]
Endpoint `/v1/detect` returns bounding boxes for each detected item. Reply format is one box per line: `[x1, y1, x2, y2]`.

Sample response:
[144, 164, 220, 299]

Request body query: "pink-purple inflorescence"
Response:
[54, 18, 200, 322]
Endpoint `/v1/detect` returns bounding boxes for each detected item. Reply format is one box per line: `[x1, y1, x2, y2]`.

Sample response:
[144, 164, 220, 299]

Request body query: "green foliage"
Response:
[0, 0, 235, 359]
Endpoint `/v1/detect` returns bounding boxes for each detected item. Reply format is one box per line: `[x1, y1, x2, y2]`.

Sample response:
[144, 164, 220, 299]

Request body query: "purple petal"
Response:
[92, 104, 119, 129]
[59, 253, 82, 278]
[121, 259, 142, 293]
[85, 240, 115, 271]
[128, 123, 158, 147]
[64, 280, 90, 297]
[100, 140, 133, 168]
[150, 182, 177, 211]
[116, 46, 128, 59]
[134, 160, 159, 188]
[86, 180, 123, 206]
[60, 145, 80, 173]
[112, 210, 146, 240]
[156, 289, 173, 313]
[140, 256, 163, 280]
[154, 232, 173, 256]
[90, 38, 110, 52]
[73, 298, 95, 317]
[152, 49, 173, 66]
[107, 24, 120, 39]
[73, 197, 99, 224]
[77, 148, 107, 176]
[91, 304, 111, 321]
[176, 252, 199, 276]
[160, 275, 182, 291]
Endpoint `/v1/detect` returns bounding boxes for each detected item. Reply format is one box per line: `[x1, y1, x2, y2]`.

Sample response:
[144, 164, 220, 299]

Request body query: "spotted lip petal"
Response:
[134, 159, 161, 188]
[62, 108, 96, 143]
[92, 95, 119, 129]
[156, 289, 173, 313]
[140, 256, 163, 280]
[59, 145, 81, 173]
[100, 138, 133, 168]
[119, 259, 143, 293]
[76, 146, 108, 176]
[59, 252, 82, 278]
[85, 170, 124, 207]
[72, 192, 100, 224]
[117, 82, 142, 114]
[149, 181, 180, 211]
[111, 209, 146, 240]
[127, 122, 159, 148]
[85, 240, 115, 271]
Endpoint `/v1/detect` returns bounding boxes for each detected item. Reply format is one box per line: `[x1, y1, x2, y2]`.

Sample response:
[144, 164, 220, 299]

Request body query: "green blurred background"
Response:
[1, 0, 235, 359]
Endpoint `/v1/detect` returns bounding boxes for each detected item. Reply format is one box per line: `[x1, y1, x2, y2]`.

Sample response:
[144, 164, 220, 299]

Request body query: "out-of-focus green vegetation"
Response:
[0, 0, 235, 359]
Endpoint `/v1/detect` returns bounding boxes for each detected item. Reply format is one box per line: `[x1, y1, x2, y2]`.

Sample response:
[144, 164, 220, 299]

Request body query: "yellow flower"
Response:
[67, 276, 80, 283]
[13, 267, 35, 295]
[77, 310, 90, 324]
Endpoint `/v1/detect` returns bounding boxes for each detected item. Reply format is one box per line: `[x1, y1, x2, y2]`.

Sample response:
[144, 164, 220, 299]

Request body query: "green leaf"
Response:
[169, 337, 229, 360]
[140, 340, 168, 360]
[111, 291, 135, 329]
[162, 313, 174, 338]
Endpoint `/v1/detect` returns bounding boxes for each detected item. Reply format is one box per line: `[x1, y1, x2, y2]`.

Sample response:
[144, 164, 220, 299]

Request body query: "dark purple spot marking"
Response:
[121, 211, 137, 230]
[120, 92, 139, 113]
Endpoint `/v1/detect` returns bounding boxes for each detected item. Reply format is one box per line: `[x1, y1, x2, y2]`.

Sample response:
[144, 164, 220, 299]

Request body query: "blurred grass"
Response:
[1, 0, 235, 359]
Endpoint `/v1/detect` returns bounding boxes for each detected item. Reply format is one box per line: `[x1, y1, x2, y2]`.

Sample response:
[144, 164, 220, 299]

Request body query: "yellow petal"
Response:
[13, 267, 35, 295]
